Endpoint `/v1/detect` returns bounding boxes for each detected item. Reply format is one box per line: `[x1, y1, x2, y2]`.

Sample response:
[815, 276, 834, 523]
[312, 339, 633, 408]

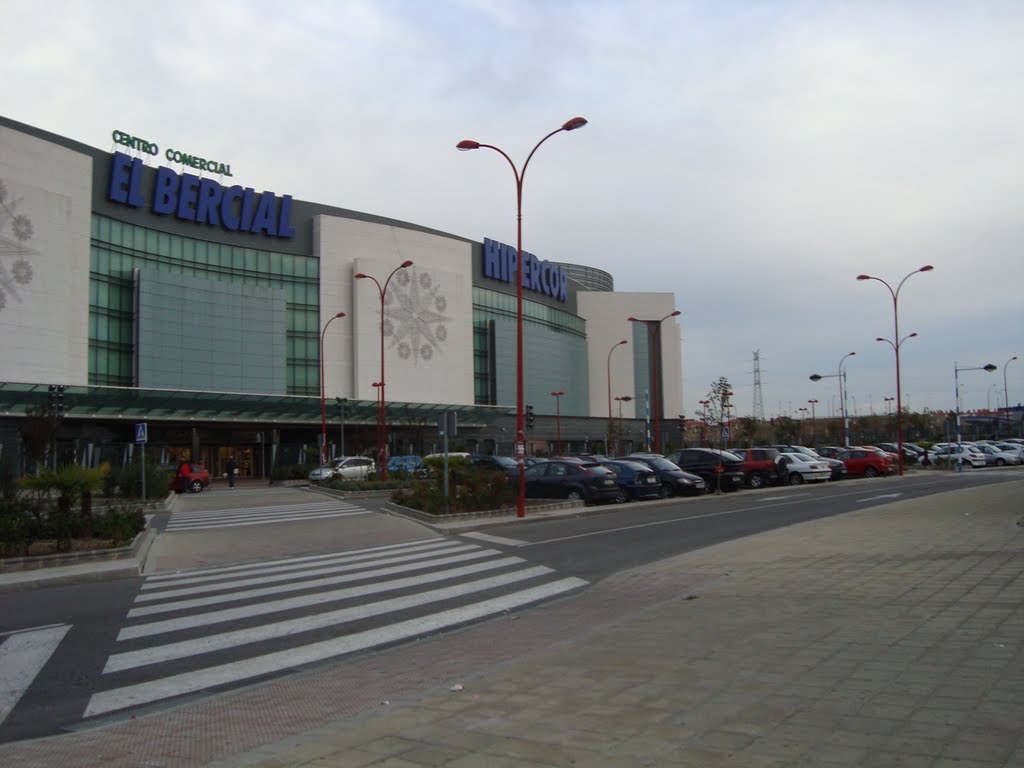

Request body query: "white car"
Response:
[929, 445, 986, 468]
[777, 453, 831, 484]
[975, 444, 1022, 466]
[309, 456, 376, 482]
[994, 443, 1024, 460]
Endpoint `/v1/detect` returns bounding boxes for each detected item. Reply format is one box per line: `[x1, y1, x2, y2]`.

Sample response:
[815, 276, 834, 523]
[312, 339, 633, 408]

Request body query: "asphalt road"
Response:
[0, 467, 1017, 742]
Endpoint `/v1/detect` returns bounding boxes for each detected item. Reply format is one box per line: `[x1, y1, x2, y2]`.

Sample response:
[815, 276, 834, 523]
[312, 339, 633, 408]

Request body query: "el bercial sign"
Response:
[107, 151, 295, 239]
[483, 238, 568, 302]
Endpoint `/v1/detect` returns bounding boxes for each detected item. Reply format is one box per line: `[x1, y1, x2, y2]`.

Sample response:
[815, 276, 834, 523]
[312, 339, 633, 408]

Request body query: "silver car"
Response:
[309, 456, 376, 482]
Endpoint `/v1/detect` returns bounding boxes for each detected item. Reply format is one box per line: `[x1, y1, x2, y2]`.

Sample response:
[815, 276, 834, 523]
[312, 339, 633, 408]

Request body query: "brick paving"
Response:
[1, 477, 1021, 767]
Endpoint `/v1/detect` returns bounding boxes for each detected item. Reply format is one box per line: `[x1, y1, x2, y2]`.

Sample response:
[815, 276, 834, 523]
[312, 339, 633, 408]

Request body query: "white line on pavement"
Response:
[0, 624, 70, 725]
[460, 532, 528, 547]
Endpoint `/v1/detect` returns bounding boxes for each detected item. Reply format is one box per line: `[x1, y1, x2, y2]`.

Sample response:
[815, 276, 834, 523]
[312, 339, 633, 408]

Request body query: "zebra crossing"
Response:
[84, 537, 586, 718]
[0, 625, 71, 727]
[165, 500, 372, 531]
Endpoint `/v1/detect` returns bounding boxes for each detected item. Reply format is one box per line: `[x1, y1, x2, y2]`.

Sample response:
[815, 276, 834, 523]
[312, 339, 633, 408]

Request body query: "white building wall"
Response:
[0, 127, 92, 386]
[315, 216, 475, 406]
[576, 292, 683, 420]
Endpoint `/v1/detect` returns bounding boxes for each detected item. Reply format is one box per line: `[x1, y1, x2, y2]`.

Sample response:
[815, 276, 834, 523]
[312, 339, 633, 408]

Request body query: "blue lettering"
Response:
[483, 238, 501, 279]
[220, 186, 242, 230]
[195, 178, 222, 226]
[539, 261, 551, 295]
[277, 195, 295, 238]
[251, 191, 277, 236]
[152, 167, 178, 215]
[176, 173, 200, 221]
[107, 152, 133, 205]
[528, 254, 542, 293]
[240, 188, 256, 231]
[558, 268, 568, 301]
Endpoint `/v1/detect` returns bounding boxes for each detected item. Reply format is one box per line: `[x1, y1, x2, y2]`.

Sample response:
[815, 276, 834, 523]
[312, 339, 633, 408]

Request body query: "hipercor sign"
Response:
[482, 238, 568, 302]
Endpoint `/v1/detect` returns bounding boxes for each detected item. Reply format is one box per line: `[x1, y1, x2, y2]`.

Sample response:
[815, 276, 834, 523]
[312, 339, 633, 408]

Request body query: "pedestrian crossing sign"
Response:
[134, 423, 148, 444]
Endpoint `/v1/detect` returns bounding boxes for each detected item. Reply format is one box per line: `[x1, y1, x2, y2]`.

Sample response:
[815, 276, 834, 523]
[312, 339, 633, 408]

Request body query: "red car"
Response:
[837, 449, 892, 478]
[169, 462, 211, 493]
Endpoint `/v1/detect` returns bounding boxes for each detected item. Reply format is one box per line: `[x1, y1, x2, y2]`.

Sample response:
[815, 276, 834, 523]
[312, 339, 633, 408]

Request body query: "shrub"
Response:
[115, 458, 172, 500]
[93, 504, 146, 544]
[393, 464, 515, 515]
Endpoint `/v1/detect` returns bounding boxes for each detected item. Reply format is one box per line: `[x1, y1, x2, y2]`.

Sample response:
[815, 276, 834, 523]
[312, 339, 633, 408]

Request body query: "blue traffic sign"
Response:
[134, 423, 148, 444]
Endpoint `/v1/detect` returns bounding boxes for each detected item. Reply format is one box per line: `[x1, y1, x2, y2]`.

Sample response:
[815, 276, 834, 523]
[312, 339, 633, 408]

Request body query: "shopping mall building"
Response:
[0, 116, 683, 478]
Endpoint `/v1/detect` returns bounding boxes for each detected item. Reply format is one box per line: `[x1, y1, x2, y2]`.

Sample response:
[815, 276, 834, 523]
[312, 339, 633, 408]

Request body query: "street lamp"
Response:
[356, 260, 414, 480]
[607, 339, 629, 456]
[857, 265, 933, 474]
[458, 116, 588, 518]
[628, 311, 681, 453]
[551, 390, 565, 453]
[336, 397, 348, 456]
[319, 311, 347, 464]
[614, 395, 633, 455]
[954, 362, 997, 471]
[807, 399, 819, 445]
[1005, 356, 1019, 436]
[722, 395, 734, 449]
[810, 352, 856, 446]
[798, 406, 808, 444]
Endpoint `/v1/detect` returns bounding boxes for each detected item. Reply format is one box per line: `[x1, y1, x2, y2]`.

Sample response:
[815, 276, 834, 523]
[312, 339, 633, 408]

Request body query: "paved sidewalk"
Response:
[1, 478, 1021, 767]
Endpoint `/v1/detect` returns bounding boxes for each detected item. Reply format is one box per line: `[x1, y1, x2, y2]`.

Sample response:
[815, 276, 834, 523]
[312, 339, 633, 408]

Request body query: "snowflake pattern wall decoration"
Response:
[383, 267, 451, 365]
[0, 177, 40, 314]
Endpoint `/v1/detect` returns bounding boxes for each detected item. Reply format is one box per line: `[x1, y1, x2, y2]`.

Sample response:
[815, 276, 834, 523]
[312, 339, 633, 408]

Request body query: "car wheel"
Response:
[664, 484, 677, 498]
[995, 458, 1006, 466]
[566, 488, 584, 502]
[788, 473, 804, 485]
[189, 479, 204, 493]
[614, 489, 628, 504]
[864, 466, 879, 478]
[748, 473, 764, 489]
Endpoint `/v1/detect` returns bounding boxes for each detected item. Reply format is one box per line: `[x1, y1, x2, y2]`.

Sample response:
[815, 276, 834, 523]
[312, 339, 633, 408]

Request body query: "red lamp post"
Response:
[356, 260, 414, 480]
[319, 311, 346, 464]
[551, 390, 565, 453]
[607, 339, 628, 455]
[628, 311, 680, 453]
[857, 265, 933, 475]
[458, 117, 588, 518]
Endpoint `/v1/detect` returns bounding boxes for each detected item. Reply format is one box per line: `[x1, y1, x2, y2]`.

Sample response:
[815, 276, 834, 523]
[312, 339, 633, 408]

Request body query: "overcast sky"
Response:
[3, 0, 1022, 419]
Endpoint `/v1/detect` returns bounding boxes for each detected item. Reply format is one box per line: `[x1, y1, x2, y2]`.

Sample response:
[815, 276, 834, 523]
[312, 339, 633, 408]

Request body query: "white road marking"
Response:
[119, 555, 528, 639]
[105, 566, 553, 672]
[0, 624, 70, 725]
[858, 493, 903, 502]
[461, 532, 527, 547]
[85, 577, 586, 717]
[166, 509, 371, 531]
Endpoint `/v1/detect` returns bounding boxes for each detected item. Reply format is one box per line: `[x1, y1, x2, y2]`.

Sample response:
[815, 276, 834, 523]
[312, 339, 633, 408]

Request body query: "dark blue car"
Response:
[598, 459, 664, 503]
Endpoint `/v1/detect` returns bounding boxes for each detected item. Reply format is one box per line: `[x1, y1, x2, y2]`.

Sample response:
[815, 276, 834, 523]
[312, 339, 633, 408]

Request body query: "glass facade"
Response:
[89, 215, 320, 394]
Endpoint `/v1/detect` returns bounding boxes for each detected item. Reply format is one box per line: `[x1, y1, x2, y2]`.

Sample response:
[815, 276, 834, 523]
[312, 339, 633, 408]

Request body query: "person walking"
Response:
[226, 455, 237, 489]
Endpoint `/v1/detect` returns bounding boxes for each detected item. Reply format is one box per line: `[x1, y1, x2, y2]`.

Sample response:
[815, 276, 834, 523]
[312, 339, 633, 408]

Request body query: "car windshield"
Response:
[489, 456, 518, 468]
[646, 457, 681, 470]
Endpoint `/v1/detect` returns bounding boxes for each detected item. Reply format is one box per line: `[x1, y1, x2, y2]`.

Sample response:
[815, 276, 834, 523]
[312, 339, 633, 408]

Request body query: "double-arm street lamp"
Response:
[954, 362, 997, 471]
[606, 339, 629, 456]
[698, 399, 710, 446]
[356, 260, 414, 479]
[614, 395, 633, 455]
[1005, 356, 1019, 436]
[551, 390, 565, 453]
[807, 399, 819, 445]
[319, 311, 347, 464]
[628, 311, 681, 453]
[857, 265, 933, 474]
[810, 352, 856, 446]
[458, 116, 588, 518]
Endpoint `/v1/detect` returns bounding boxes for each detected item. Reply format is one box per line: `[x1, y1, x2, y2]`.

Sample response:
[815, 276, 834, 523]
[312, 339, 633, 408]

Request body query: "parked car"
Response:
[522, 459, 619, 504]
[169, 461, 210, 493]
[467, 454, 521, 480]
[928, 445, 987, 468]
[993, 443, 1024, 461]
[875, 442, 923, 463]
[813, 446, 848, 459]
[386, 455, 430, 476]
[974, 443, 1022, 466]
[618, 454, 707, 496]
[727, 447, 781, 488]
[837, 448, 893, 477]
[309, 456, 376, 483]
[768, 445, 846, 481]
[661, 448, 744, 492]
[597, 459, 665, 503]
[775, 453, 831, 484]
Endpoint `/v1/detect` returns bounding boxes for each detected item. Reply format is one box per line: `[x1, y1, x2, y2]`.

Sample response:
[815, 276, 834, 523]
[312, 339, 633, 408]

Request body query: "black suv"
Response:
[662, 448, 745, 492]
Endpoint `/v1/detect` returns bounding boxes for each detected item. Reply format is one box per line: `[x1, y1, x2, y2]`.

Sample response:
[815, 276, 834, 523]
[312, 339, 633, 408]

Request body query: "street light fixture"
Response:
[698, 399, 711, 446]
[607, 339, 629, 456]
[628, 311, 681, 453]
[954, 362, 997, 471]
[356, 260, 414, 480]
[458, 116, 588, 518]
[807, 399, 819, 445]
[810, 352, 856, 446]
[319, 311, 347, 464]
[1005, 356, 1019, 437]
[857, 265, 933, 474]
[551, 390, 565, 453]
